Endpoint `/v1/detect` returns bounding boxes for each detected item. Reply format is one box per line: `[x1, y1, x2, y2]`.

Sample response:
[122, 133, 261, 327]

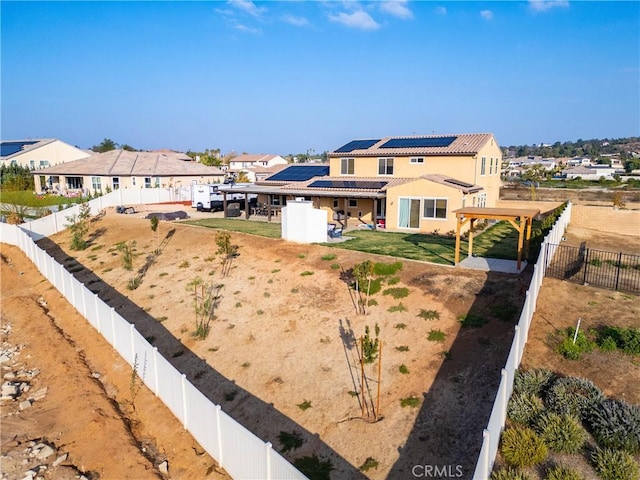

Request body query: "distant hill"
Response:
[503, 137, 639, 159]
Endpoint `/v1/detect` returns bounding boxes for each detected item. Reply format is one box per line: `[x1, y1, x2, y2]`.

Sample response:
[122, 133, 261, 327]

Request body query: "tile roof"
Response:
[229, 154, 281, 164]
[420, 174, 484, 194]
[329, 133, 496, 157]
[33, 149, 225, 176]
[1, 138, 57, 158]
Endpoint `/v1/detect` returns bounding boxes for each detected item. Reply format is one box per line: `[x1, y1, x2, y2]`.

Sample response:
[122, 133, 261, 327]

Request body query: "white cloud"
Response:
[282, 14, 310, 27]
[435, 6, 447, 15]
[528, 0, 570, 12]
[228, 0, 266, 17]
[328, 10, 380, 30]
[379, 0, 413, 19]
[233, 23, 261, 34]
[480, 9, 494, 20]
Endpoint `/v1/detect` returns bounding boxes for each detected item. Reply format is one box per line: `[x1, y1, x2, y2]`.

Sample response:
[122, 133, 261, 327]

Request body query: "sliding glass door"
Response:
[398, 198, 420, 229]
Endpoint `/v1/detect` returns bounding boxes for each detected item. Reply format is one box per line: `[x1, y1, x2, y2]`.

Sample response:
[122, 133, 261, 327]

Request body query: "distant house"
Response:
[1, 138, 90, 169]
[242, 133, 502, 234]
[566, 157, 592, 167]
[32, 149, 225, 195]
[562, 165, 617, 180]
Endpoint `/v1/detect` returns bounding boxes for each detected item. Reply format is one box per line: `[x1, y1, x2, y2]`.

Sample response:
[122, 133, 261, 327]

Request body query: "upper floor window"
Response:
[477, 193, 487, 208]
[341, 158, 354, 175]
[30, 160, 35, 169]
[39, 160, 50, 168]
[378, 158, 394, 175]
[410, 157, 424, 164]
[481, 157, 486, 176]
[489, 158, 494, 175]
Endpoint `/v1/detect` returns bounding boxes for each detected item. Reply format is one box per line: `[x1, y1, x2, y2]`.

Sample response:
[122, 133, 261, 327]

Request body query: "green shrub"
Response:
[320, 254, 336, 261]
[514, 368, 556, 397]
[417, 309, 440, 320]
[297, 399, 312, 411]
[596, 326, 640, 355]
[373, 261, 403, 276]
[545, 376, 604, 420]
[427, 329, 446, 342]
[557, 327, 595, 360]
[382, 287, 410, 299]
[400, 396, 420, 408]
[588, 399, 640, 453]
[500, 426, 548, 468]
[358, 457, 379, 472]
[399, 364, 409, 374]
[544, 465, 584, 480]
[507, 392, 545, 426]
[592, 448, 640, 480]
[599, 336, 618, 352]
[490, 469, 532, 480]
[536, 412, 586, 453]
[388, 303, 407, 313]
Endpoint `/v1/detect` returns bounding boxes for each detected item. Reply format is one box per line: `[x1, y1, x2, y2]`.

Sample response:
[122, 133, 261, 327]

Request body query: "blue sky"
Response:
[1, 1, 638, 155]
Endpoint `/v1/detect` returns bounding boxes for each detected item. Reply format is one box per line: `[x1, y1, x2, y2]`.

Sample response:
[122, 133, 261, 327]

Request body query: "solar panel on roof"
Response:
[0, 141, 38, 157]
[334, 139, 380, 153]
[265, 165, 329, 182]
[379, 136, 457, 149]
[444, 178, 475, 188]
[308, 180, 388, 190]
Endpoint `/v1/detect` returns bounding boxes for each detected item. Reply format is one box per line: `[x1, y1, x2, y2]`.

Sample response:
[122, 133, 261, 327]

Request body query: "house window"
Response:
[398, 198, 420, 229]
[477, 193, 487, 208]
[341, 158, 354, 175]
[155, 177, 161, 187]
[489, 158, 493, 175]
[67, 177, 82, 189]
[333, 198, 339, 208]
[410, 157, 424, 164]
[423, 198, 448, 219]
[348, 199, 358, 208]
[378, 158, 394, 175]
[30, 160, 35, 169]
[91, 177, 101, 191]
[144, 177, 152, 188]
[481, 157, 486, 176]
[112, 177, 120, 190]
[39, 160, 50, 168]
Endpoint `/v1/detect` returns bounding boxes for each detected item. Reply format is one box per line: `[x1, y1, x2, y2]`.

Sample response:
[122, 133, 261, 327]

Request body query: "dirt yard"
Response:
[2, 203, 637, 480]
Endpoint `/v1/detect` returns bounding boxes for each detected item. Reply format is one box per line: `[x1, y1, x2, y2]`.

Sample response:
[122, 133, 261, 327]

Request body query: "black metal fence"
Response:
[545, 244, 640, 295]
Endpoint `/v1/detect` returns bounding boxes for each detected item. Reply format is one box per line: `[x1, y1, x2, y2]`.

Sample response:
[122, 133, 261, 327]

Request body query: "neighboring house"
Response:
[245, 133, 502, 234]
[245, 164, 289, 183]
[32, 149, 225, 195]
[1, 138, 90, 169]
[228, 154, 288, 170]
[566, 157, 592, 167]
[562, 165, 617, 180]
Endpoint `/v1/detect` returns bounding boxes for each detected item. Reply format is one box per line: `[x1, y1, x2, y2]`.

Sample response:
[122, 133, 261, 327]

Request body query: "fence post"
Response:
[513, 326, 521, 369]
[94, 294, 101, 334]
[500, 369, 508, 423]
[81, 284, 87, 319]
[614, 252, 623, 291]
[582, 248, 590, 285]
[153, 347, 159, 396]
[130, 324, 136, 366]
[181, 374, 188, 430]
[265, 442, 273, 480]
[482, 429, 490, 479]
[216, 405, 224, 467]
[110, 307, 117, 348]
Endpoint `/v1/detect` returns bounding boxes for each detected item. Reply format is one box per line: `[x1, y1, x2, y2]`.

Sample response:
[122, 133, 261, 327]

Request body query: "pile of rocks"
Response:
[0, 323, 89, 480]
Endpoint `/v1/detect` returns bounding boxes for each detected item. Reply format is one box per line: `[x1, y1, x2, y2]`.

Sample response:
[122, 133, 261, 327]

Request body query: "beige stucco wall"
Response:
[34, 174, 224, 195]
[385, 179, 465, 234]
[12, 141, 89, 169]
[570, 205, 640, 236]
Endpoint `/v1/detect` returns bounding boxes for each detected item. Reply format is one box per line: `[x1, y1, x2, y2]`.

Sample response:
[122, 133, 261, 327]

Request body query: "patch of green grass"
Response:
[183, 217, 282, 238]
[300, 271, 314, 276]
[330, 263, 340, 270]
[373, 261, 403, 276]
[400, 396, 421, 408]
[396, 345, 409, 352]
[0, 190, 84, 207]
[399, 364, 409, 374]
[179, 260, 190, 268]
[271, 268, 281, 273]
[321, 253, 337, 261]
[367, 298, 378, 306]
[382, 287, 410, 299]
[458, 313, 488, 328]
[297, 399, 312, 411]
[298, 253, 306, 259]
[427, 329, 446, 342]
[293, 455, 334, 480]
[395, 323, 407, 329]
[90, 244, 104, 251]
[387, 276, 400, 285]
[388, 303, 407, 313]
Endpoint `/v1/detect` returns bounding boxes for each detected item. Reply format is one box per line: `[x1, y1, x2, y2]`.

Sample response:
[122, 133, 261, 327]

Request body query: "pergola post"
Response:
[468, 219, 476, 258]
[454, 214, 471, 267]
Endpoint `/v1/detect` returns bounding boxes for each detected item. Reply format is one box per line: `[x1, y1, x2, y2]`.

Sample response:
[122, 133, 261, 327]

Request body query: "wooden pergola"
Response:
[453, 207, 541, 271]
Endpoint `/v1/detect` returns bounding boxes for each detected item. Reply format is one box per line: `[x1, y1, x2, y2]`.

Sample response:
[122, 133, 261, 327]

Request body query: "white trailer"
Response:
[191, 184, 256, 212]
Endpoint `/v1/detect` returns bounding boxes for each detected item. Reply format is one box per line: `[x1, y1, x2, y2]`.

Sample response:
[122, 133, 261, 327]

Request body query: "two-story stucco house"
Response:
[238, 133, 502, 234]
[1, 138, 90, 169]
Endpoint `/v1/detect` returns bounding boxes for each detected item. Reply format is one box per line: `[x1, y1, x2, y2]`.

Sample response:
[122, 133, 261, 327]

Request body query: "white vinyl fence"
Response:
[0, 194, 307, 480]
[473, 202, 572, 479]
